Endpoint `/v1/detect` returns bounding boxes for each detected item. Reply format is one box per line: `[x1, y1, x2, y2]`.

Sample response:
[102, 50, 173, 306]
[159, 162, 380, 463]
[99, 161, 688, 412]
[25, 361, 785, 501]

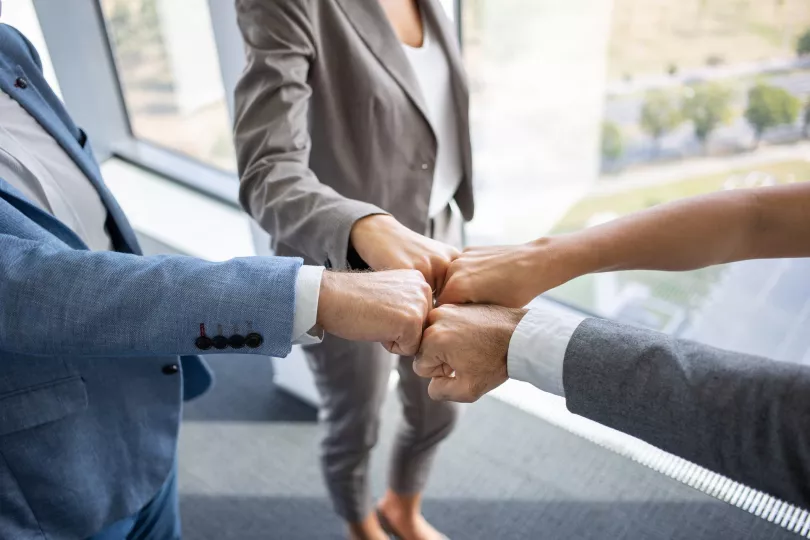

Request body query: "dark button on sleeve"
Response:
[14, 77, 28, 89]
[162, 364, 179, 375]
[195, 336, 212, 351]
[245, 333, 264, 349]
[212, 336, 228, 350]
[229, 335, 246, 349]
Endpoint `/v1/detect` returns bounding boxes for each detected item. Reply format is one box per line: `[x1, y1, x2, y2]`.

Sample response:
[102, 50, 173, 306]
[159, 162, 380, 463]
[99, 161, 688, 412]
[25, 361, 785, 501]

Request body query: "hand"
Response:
[350, 215, 460, 291]
[316, 269, 432, 356]
[438, 239, 568, 308]
[413, 305, 527, 402]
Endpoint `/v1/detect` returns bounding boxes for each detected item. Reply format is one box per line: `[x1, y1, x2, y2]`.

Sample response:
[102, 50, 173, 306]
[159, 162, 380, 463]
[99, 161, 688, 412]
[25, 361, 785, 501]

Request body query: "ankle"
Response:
[347, 512, 388, 540]
[378, 490, 422, 522]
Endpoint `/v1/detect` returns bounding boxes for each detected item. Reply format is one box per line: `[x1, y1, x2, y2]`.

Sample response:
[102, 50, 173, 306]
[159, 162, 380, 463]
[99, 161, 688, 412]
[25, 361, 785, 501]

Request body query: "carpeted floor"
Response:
[177, 354, 798, 540]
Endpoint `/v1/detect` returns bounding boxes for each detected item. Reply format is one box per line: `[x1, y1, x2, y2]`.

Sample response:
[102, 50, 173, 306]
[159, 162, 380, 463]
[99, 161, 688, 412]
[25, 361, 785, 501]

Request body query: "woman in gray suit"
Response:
[233, 1, 473, 539]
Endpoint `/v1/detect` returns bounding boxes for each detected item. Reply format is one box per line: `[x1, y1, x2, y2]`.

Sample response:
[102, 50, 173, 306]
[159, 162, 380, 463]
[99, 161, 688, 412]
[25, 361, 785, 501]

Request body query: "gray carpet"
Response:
[177, 355, 799, 540]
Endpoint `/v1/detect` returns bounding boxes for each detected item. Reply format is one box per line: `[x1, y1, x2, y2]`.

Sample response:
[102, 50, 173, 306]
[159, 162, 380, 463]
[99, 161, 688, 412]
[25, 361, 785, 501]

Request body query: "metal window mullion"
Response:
[206, 0, 246, 124]
[31, 0, 132, 160]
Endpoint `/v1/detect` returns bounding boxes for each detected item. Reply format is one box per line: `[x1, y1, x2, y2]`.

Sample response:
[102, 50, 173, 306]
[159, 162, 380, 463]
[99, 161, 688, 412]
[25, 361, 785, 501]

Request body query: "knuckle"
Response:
[421, 325, 437, 342]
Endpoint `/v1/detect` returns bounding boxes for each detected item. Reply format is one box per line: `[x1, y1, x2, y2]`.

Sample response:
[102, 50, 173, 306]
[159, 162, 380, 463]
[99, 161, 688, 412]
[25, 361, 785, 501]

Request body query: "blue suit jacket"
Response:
[0, 24, 301, 539]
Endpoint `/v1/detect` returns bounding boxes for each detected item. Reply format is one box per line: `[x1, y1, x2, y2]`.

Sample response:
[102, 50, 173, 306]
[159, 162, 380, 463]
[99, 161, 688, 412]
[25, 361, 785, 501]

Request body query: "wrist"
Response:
[500, 308, 529, 337]
[316, 271, 340, 333]
[349, 214, 397, 243]
[493, 307, 529, 378]
[530, 235, 597, 288]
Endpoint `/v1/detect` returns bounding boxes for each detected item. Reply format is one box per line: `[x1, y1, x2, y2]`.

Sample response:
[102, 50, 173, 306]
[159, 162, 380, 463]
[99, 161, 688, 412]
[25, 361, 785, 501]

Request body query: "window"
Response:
[461, 0, 810, 340]
[99, 0, 236, 172]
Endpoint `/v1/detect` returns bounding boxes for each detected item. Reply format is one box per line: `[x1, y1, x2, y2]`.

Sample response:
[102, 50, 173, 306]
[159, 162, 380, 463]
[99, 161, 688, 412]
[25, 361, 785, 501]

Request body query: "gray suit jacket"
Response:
[564, 318, 810, 508]
[234, 0, 474, 267]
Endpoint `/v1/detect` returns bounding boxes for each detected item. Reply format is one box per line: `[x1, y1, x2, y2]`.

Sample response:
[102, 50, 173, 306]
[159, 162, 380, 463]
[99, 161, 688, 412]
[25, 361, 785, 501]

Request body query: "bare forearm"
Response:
[545, 183, 810, 279]
[439, 183, 810, 308]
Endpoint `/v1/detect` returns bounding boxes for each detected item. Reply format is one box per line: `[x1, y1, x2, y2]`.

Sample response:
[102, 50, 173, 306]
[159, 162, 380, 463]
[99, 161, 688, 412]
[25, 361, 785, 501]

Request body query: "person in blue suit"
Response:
[0, 20, 434, 540]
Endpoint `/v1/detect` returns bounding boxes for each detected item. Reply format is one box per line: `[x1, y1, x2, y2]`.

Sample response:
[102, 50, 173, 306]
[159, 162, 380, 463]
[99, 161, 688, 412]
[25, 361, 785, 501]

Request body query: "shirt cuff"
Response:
[506, 305, 586, 397]
[292, 265, 325, 345]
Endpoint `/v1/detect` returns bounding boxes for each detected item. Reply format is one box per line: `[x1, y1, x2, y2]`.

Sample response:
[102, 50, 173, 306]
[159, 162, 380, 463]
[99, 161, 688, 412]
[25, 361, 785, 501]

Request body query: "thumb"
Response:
[427, 376, 469, 403]
[436, 277, 465, 306]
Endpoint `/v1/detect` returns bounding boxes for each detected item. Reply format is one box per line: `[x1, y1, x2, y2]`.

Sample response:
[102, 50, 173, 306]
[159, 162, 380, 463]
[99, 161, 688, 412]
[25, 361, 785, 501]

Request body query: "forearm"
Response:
[0, 235, 301, 358]
[234, 1, 385, 267]
[239, 164, 385, 267]
[564, 318, 810, 508]
[542, 183, 810, 281]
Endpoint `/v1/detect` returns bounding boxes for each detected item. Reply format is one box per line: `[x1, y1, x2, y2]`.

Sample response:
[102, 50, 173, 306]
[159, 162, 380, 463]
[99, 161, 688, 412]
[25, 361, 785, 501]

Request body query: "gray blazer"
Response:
[564, 318, 810, 508]
[234, 0, 474, 267]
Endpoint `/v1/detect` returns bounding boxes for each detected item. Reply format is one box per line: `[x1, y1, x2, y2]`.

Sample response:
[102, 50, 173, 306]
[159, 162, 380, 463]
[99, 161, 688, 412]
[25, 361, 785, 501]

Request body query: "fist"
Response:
[438, 240, 561, 308]
[413, 305, 527, 402]
[317, 269, 433, 356]
[350, 215, 460, 292]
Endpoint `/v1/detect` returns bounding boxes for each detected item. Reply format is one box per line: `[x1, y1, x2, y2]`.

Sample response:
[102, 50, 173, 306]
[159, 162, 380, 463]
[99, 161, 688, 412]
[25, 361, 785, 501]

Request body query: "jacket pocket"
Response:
[0, 376, 88, 437]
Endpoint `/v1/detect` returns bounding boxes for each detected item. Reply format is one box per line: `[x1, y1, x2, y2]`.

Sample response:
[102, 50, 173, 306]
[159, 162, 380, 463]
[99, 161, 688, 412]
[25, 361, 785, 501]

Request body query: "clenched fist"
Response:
[316, 269, 433, 356]
[350, 214, 460, 292]
[413, 304, 527, 402]
[438, 239, 572, 308]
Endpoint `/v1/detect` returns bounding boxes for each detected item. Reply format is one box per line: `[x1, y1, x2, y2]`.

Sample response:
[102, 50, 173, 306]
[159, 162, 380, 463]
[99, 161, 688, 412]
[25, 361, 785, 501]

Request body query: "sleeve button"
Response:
[212, 336, 229, 350]
[245, 333, 264, 349]
[229, 335, 246, 349]
[195, 336, 212, 350]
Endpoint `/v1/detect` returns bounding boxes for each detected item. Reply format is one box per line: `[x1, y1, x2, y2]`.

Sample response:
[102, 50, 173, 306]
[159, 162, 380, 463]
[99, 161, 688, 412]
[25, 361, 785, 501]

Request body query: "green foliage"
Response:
[601, 121, 624, 162]
[798, 29, 810, 56]
[640, 90, 683, 144]
[681, 83, 735, 146]
[744, 83, 801, 142]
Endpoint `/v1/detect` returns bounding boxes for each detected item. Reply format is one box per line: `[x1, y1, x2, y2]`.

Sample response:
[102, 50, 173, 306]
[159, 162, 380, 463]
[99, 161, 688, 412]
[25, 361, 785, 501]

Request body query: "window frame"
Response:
[32, 0, 243, 207]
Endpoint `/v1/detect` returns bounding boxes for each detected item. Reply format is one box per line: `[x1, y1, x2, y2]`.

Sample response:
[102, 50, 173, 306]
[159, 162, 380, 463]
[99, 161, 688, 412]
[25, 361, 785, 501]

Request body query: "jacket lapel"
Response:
[420, 0, 473, 180]
[421, 0, 469, 112]
[0, 47, 142, 254]
[335, 0, 433, 130]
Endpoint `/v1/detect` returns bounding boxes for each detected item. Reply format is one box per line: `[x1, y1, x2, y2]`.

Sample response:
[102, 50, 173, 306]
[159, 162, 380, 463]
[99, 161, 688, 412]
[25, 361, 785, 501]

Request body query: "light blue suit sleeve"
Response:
[0, 233, 302, 358]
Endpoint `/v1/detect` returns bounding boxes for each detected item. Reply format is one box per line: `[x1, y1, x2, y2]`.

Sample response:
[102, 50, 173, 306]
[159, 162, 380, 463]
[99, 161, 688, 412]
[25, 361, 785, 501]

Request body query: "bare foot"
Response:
[377, 490, 446, 540]
[347, 512, 389, 540]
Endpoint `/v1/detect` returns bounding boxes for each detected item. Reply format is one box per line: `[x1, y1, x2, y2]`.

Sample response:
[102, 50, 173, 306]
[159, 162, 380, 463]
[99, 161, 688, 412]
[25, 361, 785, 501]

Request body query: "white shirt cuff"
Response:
[292, 265, 325, 345]
[506, 306, 586, 397]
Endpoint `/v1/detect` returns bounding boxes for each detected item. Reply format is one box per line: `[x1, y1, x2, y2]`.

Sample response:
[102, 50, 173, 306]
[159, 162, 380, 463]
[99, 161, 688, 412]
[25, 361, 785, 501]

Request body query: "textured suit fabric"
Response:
[0, 24, 300, 539]
[87, 461, 181, 540]
[563, 317, 810, 508]
[233, 0, 474, 268]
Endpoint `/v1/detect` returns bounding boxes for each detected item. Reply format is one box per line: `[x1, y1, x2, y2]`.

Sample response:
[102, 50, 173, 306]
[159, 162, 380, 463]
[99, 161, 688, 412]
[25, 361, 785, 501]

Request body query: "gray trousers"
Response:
[304, 204, 463, 522]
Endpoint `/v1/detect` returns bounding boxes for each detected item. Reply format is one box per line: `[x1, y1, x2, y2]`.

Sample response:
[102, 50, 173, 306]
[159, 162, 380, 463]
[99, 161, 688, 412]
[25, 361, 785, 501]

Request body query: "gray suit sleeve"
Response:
[233, 0, 385, 267]
[563, 317, 810, 508]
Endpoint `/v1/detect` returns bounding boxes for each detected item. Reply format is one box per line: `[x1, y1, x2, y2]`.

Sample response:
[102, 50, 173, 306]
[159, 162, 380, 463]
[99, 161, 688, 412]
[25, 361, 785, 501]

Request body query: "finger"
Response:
[436, 277, 467, 306]
[427, 376, 471, 403]
[396, 317, 426, 356]
[434, 259, 459, 300]
[412, 356, 452, 378]
[432, 260, 450, 298]
[412, 259, 436, 292]
[421, 274, 435, 312]
[462, 245, 494, 254]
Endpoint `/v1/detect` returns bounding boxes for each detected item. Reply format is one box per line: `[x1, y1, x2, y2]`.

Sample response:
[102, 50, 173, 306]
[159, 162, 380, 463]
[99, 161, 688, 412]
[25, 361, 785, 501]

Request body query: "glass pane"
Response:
[99, 0, 236, 171]
[1, 0, 62, 97]
[462, 0, 810, 337]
